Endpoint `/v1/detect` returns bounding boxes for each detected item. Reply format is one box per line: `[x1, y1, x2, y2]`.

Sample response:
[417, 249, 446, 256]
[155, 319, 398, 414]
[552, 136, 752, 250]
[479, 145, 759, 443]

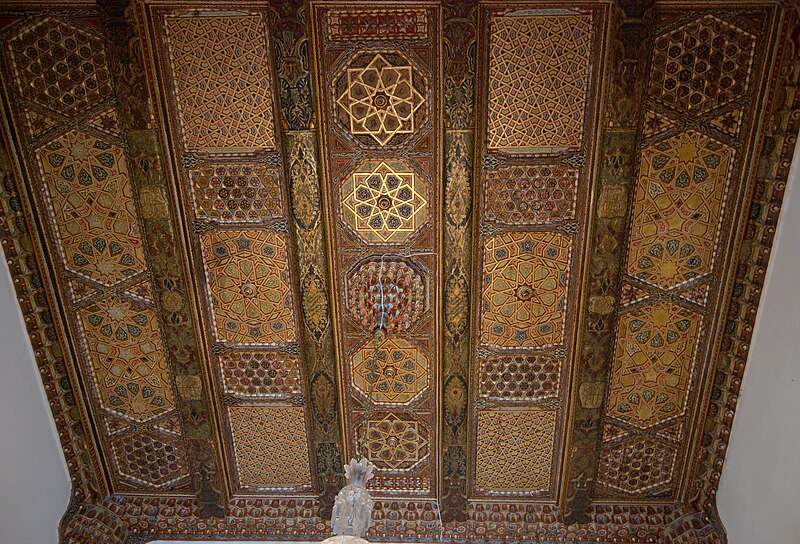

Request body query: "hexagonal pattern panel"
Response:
[598, 436, 677, 495]
[7, 17, 113, 116]
[111, 430, 189, 488]
[650, 15, 756, 114]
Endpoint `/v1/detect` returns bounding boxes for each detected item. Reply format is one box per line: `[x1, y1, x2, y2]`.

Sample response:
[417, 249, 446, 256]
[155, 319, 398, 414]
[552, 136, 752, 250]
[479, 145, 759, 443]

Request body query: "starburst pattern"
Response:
[351, 337, 429, 404]
[606, 301, 702, 429]
[336, 53, 426, 145]
[363, 412, 430, 471]
[480, 231, 572, 348]
[78, 295, 175, 422]
[200, 230, 296, 345]
[341, 161, 427, 243]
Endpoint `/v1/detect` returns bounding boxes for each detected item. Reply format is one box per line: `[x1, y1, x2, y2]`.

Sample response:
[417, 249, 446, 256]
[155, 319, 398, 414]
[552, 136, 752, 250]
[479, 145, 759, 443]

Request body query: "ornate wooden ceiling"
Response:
[0, 0, 797, 542]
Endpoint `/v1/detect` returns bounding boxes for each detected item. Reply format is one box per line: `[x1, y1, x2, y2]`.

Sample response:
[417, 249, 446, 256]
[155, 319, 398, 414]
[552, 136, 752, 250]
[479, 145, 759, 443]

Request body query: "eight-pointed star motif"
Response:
[342, 161, 427, 244]
[336, 54, 426, 146]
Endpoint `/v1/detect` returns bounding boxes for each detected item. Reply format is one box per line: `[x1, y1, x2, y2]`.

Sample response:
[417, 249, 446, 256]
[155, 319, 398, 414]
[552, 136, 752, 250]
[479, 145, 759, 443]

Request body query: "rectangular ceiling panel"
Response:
[470, 2, 609, 500]
[597, 8, 779, 501]
[309, 1, 440, 497]
[150, 6, 315, 496]
[0, 2, 797, 541]
[0, 14, 192, 494]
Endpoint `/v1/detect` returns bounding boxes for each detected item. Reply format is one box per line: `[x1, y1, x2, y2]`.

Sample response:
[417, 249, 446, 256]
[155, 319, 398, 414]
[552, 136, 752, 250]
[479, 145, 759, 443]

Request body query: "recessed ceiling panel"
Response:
[0, 14, 192, 494]
[0, 1, 796, 541]
[597, 9, 775, 501]
[310, 1, 440, 497]
[151, 6, 316, 496]
[470, 3, 608, 501]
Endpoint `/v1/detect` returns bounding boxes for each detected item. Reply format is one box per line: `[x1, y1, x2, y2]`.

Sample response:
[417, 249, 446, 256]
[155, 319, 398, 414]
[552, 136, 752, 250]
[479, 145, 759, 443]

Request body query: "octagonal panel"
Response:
[351, 337, 429, 405]
[360, 411, 431, 471]
[334, 51, 428, 147]
[341, 160, 428, 244]
[346, 257, 428, 334]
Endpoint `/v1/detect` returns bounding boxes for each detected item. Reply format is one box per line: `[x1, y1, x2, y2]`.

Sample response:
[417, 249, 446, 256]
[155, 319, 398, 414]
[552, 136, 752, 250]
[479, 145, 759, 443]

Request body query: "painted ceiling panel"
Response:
[0, 1, 797, 543]
[597, 9, 776, 502]
[150, 6, 317, 498]
[309, 2, 440, 498]
[470, 4, 608, 502]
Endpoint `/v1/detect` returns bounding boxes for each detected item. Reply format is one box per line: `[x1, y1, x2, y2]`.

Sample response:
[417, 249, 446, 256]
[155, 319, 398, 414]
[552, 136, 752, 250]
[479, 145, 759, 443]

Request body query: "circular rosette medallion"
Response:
[358, 412, 430, 471]
[346, 257, 428, 334]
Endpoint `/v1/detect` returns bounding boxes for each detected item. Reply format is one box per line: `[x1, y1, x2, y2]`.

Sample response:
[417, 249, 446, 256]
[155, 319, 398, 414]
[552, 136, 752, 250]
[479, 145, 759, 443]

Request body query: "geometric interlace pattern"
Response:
[598, 435, 677, 495]
[475, 409, 556, 492]
[351, 337, 429, 404]
[341, 161, 427, 243]
[487, 15, 592, 151]
[364, 412, 430, 471]
[650, 15, 756, 114]
[7, 17, 113, 116]
[111, 430, 189, 488]
[36, 130, 148, 286]
[327, 10, 428, 41]
[336, 53, 426, 146]
[481, 231, 571, 349]
[200, 229, 296, 345]
[484, 164, 579, 224]
[607, 301, 702, 429]
[228, 406, 311, 489]
[626, 130, 733, 290]
[78, 296, 175, 422]
[165, 15, 276, 151]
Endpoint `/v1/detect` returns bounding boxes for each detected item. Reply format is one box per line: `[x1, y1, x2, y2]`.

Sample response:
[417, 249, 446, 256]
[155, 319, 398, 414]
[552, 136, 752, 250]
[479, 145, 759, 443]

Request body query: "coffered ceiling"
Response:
[0, 1, 797, 543]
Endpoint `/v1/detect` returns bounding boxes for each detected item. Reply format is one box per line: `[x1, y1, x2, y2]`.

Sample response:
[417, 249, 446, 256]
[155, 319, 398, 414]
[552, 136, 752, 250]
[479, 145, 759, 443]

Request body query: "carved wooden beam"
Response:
[563, 0, 655, 524]
[97, 0, 226, 518]
[441, 0, 478, 524]
[269, 0, 345, 518]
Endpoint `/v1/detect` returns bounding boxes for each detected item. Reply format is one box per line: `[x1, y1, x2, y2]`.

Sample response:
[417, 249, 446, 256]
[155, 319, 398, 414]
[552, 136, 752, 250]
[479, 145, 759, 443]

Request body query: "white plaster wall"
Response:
[0, 252, 71, 544]
[715, 139, 800, 543]
[0, 156, 799, 544]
